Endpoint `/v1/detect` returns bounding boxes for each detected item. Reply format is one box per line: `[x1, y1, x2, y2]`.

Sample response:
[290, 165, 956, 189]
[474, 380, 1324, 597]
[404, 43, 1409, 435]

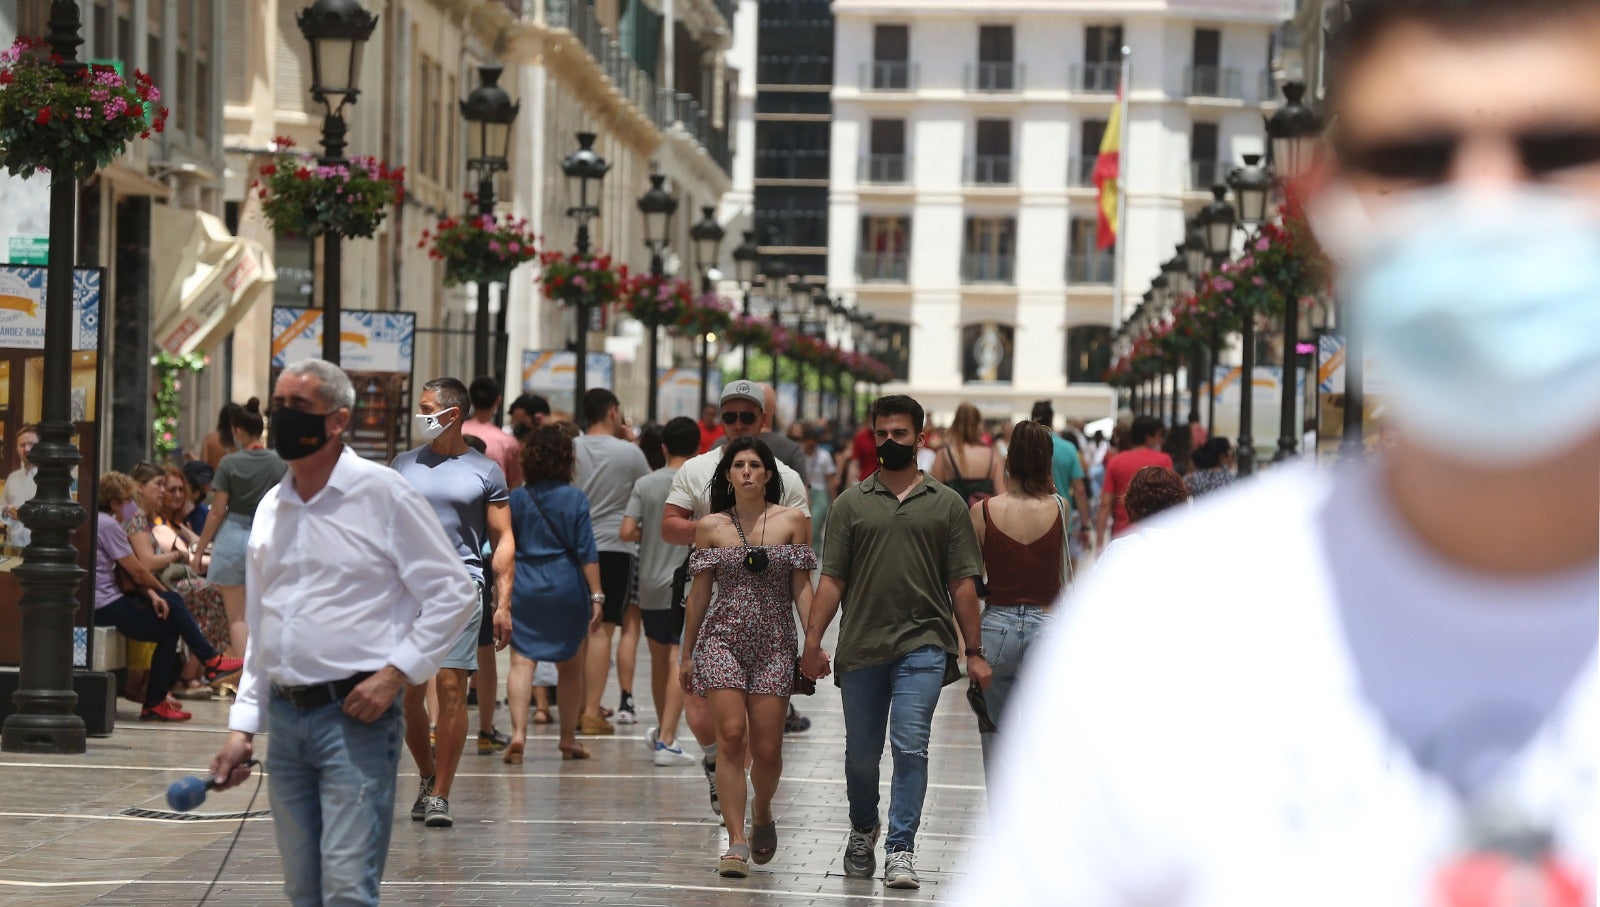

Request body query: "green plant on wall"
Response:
[150, 350, 206, 462]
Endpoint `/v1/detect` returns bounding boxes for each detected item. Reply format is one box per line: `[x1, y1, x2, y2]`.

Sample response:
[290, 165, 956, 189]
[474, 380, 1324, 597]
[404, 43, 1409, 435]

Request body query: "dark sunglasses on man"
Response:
[721, 411, 759, 426]
[1336, 124, 1600, 183]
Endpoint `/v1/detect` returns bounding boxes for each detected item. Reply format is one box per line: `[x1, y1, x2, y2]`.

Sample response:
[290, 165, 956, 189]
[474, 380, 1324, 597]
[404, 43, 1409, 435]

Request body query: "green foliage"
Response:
[0, 39, 167, 180]
[150, 350, 206, 462]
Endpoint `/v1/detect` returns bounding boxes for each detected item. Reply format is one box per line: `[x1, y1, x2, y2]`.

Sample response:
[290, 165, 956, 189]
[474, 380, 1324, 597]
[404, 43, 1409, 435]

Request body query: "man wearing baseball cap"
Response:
[660, 380, 811, 815]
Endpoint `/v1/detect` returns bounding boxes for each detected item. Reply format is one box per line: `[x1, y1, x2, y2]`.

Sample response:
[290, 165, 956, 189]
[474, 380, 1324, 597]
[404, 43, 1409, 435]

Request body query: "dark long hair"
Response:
[1005, 421, 1055, 497]
[708, 436, 783, 514]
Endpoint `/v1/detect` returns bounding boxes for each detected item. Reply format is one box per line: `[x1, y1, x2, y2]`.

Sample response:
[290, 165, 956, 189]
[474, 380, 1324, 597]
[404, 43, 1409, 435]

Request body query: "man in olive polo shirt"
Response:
[801, 394, 990, 890]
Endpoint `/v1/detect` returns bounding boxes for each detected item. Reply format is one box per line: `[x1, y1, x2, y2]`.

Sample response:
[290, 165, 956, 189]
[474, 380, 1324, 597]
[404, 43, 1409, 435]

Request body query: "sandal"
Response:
[750, 821, 777, 865]
[558, 742, 591, 760]
[718, 843, 751, 878]
[503, 740, 524, 765]
[532, 708, 553, 725]
[599, 705, 614, 719]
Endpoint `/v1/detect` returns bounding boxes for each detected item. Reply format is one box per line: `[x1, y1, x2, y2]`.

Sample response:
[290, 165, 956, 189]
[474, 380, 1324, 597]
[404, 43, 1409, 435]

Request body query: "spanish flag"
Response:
[1093, 93, 1123, 251]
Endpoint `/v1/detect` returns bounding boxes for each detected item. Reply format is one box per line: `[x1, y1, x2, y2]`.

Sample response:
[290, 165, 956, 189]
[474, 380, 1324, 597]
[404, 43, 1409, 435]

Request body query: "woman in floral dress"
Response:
[679, 437, 814, 878]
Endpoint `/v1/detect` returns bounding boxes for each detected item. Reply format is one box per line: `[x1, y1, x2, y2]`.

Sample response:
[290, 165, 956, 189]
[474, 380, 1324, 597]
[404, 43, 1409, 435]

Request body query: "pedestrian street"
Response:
[0, 641, 987, 907]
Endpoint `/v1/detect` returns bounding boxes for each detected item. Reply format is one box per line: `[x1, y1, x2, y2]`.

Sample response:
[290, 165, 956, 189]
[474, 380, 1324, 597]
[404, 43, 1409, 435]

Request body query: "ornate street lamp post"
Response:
[788, 278, 811, 423]
[807, 284, 833, 428]
[689, 207, 724, 410]
[1267, 84, 1325, 461]
[3, 0, 88, 755]
[731, 231, 761, 379]
[1199, 183, 1244, 471]
[1228, 156, 1272, 474]
[561, 132, 610, 423]
[635, 174, 678, 423]
[298, 0, 378, 364]
[461, 65, 519, 383]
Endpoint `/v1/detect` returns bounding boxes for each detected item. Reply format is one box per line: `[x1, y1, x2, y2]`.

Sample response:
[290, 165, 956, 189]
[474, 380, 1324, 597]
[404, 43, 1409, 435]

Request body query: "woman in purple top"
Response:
[92, 472, 242, 721]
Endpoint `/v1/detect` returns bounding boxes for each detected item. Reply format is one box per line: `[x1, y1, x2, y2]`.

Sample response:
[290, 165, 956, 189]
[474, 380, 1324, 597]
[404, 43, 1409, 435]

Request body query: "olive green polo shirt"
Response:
[821, 472, 984, 684]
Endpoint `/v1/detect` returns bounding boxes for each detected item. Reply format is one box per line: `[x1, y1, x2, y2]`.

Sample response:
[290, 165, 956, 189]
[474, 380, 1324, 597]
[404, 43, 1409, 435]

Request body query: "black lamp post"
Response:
[788, 278, 811, 423]
[461, 65, 519, 384]
[635, 173, 678, 423]
[807, 285, 833, 428]
[298, 0, 378, 365]
[689, 206, 724, 410]
[1183, 224, 1217, 435]
[1226, 158, 1271, 475]
[1266, 85, 1324, 461]
[1200, 182, 1245, 471]
[561, 132, 610, 424]
[731, 232, 761, 378]
[1150, 274, 1172, 425]
[3, 0, 88, 755]
[763, 259, 791, 387]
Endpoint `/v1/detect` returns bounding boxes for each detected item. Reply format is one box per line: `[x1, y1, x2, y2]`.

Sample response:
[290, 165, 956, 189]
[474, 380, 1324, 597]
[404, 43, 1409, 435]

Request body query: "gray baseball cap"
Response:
[719, 380, 765, 410]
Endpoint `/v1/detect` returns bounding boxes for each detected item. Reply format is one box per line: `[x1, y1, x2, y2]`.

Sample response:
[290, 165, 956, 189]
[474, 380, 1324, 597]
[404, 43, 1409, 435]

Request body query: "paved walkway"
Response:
[0, 647, 988, 906]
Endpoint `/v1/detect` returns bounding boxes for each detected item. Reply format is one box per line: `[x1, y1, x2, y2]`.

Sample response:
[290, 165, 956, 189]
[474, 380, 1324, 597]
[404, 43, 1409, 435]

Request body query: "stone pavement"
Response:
[0, 648, 989, 906]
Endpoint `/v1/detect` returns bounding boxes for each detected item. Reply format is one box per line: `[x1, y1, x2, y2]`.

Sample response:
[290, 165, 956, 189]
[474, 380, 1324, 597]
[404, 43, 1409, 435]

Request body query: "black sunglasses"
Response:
[1336, 126, 1600, 183]
[721, 411, 759, 426]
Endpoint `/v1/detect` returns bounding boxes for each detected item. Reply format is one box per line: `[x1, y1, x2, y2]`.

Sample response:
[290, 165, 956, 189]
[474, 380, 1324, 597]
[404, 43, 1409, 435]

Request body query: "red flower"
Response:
[35, 107, 50, 125]
[295, 167, 311, 181]
[0, 71, 12, 85]
[260, 164, 277, 176]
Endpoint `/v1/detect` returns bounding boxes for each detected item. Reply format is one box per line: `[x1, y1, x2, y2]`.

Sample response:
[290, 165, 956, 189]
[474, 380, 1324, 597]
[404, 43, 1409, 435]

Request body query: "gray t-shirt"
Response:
[391, 445, 509, 582]
[214, 448, 287, 518]
[575, 433, 651, 554]
[624, 466, 686, 611]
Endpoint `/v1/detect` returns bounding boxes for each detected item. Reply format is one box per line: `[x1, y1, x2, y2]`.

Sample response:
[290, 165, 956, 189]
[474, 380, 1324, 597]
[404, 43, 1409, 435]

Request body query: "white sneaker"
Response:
[884, 850, 919, 889]
[653, 739, 698, 766]
[646, 725, 661, 755]
[614, 707, 638, 725]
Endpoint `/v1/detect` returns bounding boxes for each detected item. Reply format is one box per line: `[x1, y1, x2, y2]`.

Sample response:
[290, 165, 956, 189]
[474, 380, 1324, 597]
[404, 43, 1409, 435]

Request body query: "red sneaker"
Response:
[203, 656, 244, 684]
[141, 701, 192, 722]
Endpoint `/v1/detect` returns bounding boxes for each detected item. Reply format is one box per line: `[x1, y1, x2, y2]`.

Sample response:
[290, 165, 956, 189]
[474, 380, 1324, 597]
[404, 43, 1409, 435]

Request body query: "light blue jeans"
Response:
[839, 644, 948, 853]
[978, 605, 1050, 777]
[267, 691, 403, 907]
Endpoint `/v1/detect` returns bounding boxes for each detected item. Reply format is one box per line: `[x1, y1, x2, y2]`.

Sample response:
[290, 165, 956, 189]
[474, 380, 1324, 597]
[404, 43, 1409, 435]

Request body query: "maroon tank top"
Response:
[980, 499, 1065, 607]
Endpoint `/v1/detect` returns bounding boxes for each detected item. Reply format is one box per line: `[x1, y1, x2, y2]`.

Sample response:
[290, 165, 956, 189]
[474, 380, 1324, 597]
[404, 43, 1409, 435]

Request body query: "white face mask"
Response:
[414, 407, 458, 443]
[1311, 185, 1600, 468]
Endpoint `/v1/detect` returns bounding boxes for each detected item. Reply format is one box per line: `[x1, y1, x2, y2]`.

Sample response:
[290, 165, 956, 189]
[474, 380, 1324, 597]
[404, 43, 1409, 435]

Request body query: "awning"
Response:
[150, 207, 276, 356]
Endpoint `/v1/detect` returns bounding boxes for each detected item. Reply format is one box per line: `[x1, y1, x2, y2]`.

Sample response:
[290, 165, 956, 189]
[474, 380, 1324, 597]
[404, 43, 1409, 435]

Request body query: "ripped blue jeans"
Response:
[839, 644, 948, 853]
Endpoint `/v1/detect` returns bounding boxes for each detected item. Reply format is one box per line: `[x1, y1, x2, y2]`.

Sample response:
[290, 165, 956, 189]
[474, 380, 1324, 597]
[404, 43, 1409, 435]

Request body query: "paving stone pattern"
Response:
[0, 646, 989, 906]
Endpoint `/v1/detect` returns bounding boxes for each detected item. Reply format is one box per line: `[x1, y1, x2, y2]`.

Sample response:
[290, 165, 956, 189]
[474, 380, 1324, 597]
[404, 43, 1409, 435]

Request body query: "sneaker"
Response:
[883, 850, 919, 889]
[702, 757, 721, 816]
[614, 706, 638, 725]
[784, 704, 811, 735]
[410, 775, 435, 821]
[477, 727, 510, 755]
[646, 725, 661, 755]
[422, 795, 452, 828]
[201, 655, 244, 684]
[843, 822, 880, 879]
[578, 714, 615, 736]
[653, 739, 698, 766]
[139, 701, 192, 722]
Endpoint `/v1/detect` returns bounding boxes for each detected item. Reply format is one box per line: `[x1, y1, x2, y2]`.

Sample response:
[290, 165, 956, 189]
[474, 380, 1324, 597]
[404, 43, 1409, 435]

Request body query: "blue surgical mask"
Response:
[1321, 187, 1600, 467]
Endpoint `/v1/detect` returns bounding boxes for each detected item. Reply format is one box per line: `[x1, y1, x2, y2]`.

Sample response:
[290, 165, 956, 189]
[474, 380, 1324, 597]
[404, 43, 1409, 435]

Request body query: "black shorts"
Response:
[641, 607, 684, 646]
[476, 578, 494, 648]
[598, 552, 635, 625]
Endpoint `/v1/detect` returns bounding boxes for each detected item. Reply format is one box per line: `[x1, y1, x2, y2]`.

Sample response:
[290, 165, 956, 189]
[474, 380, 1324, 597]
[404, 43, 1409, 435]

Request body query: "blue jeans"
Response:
[978, 605, 1050, 778]
[93, 590, 218, 709]
[267, 691, 403, 906]
[839, 644, 947, 853]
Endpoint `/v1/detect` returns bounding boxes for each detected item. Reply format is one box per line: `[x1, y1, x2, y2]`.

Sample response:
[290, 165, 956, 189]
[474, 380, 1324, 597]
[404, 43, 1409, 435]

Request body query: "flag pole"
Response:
[1111, 45, 1132, 326]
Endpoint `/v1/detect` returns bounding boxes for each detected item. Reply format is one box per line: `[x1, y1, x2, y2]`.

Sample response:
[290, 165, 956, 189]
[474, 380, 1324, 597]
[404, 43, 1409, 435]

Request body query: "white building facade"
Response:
[829, 0, 1288, 425]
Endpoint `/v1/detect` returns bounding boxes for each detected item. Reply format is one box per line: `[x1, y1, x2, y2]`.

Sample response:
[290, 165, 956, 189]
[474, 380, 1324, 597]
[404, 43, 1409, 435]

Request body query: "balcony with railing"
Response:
[858, 252, 910, 283]
[1184, 65, 1246, 100]
[967, 62, 1023, 92]
[962, 254, 1015, 285]
[862, 60, 915, 91]
[860, 154, 907, 184]
[1189, 159, 1228, 191]
[966, 155, 1015, 186]
[1071, 63, 1121, 94]
[1067, 154, 1099, 188]
[1066, 253, 1116, 285]
[756, 149, 829, 181]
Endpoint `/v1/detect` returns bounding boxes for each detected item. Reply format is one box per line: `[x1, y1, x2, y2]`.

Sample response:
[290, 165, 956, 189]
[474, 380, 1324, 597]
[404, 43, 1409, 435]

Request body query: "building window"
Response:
[962, 323, 1014, 384]
[975, 25, 1015, 91]
[1078, 24, 1123, 92]
[971, 119, 1013, 184]
[879, 321, 911, 381]
[417, 55, 441, 183]
[962, 217, 1016, 284]
[1067, 325, 1113, 383]
[1187, 27, 1237, 97]
[273, 234, 316, 309]
[1071, 119, 1106, 187]
[1068, 217, 1115, 283]
[1191, 122, 1220, 190]
[858, 215, 910, 282]
[757, 121, 830, 180]
[866, 119, 906, 183]
[870, 24, 910, 90]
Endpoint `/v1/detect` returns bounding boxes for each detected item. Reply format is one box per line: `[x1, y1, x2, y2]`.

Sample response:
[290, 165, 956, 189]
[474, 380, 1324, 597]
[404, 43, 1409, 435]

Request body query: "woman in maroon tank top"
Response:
[969, 421, 1070, 781]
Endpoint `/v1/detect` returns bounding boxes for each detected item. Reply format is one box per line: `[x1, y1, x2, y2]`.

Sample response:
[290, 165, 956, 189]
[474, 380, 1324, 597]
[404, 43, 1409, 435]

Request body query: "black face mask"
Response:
[876, 438, 917, 472]
[271, 407, 333, 461]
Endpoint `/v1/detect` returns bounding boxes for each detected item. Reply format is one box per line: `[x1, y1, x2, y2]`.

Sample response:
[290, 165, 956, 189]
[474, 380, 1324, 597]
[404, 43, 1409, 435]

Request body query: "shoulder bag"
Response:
[1053, 495, 1074, 590]
[521, 487, 585, 578]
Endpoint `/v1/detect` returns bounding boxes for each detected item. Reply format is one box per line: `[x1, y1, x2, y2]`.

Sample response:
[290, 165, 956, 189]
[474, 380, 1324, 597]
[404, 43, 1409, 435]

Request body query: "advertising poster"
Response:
[656, 367, 721, 421]
[1316, 335, 1387, 462]
[270, 307, 416, 462]
[0, 266, 105, 667]
[1200, 364, 1303, 462]
[522, 351, 616, 420]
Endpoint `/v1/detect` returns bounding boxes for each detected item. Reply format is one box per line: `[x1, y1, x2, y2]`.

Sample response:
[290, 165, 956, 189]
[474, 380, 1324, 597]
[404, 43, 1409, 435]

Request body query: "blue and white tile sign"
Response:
[0, 265, 102, 351]
[271, 307, 416, 373]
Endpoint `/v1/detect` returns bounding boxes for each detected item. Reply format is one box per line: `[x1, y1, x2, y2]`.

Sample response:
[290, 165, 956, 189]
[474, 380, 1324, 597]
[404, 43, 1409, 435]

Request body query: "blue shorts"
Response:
[440, 582, 484, 672]
[207, 514, 252, 585]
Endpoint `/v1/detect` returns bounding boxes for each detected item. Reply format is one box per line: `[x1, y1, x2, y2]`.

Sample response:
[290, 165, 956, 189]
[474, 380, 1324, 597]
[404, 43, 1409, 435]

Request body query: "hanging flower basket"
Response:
[679, 292, 733, 338]
[723, 314, 773, 350]
[254, 137, 404, 239]
[538, 250, 627, 307]
[0, 38, 168, 180]
[422, 206, 539, 287]
[150, 350, 207, 462]
[620, 274, 694, 328]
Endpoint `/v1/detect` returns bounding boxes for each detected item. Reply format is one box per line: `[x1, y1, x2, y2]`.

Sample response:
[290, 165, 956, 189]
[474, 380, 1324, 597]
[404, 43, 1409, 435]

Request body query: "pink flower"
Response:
[1255, 237, 1270, 251]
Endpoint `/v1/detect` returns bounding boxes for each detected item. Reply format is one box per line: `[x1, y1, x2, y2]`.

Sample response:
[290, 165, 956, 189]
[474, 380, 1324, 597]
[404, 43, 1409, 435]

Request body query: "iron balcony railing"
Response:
[857, 252, 910, 283]
[1071, 62, 1121, 93]
[967, 154, 1014, 186]
[1184, 65, 1245, 100]
[1067, 154, 1099, 187]
[863, 60, 914, 91]
[1189, 160, 1227, 191]
[968, 61, 1022, 92]
[1066, 253, 1116, 284]
[860, 154, 907, 184]
[961, 254, 1015, 284]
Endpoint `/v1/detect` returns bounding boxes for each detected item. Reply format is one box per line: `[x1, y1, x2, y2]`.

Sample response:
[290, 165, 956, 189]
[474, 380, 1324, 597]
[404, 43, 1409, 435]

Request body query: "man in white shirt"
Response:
[209, 359, 477, 907]
[662, 380, 811, 815]
[953, 3, 1600, 905]
[0, 424, 38, 547]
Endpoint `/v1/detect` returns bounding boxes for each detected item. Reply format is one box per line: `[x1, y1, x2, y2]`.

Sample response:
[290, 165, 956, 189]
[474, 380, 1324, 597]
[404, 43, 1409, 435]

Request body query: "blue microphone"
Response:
[167, 775, 219, 811]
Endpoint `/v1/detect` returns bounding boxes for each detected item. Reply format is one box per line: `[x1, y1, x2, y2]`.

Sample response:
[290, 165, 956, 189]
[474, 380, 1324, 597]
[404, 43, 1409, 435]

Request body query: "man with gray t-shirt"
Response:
[391, 378, 514, 829]
[574, 388, 651, 734]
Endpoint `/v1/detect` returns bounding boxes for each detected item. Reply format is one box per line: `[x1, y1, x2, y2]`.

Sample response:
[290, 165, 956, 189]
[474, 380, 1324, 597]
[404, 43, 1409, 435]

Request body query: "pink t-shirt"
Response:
[461, 419, 522, 488]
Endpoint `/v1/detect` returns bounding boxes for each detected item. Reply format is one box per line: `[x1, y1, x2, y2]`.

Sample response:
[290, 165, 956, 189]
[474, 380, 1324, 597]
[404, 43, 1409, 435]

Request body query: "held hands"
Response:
[800, 644, 831, 682]
[342, 666, 406, 724]
[209, 730, 254, 791]
[678, 657, 694, 695]
[492, 606, 513, 652]
[967, 655, 993, 691]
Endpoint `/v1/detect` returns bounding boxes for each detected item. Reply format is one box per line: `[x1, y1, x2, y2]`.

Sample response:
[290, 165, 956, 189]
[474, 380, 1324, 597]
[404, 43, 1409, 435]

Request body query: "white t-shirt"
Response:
[953, 465, 1597, 907]
[804, 448, 836, 491]
[666, 446, 810, 520]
